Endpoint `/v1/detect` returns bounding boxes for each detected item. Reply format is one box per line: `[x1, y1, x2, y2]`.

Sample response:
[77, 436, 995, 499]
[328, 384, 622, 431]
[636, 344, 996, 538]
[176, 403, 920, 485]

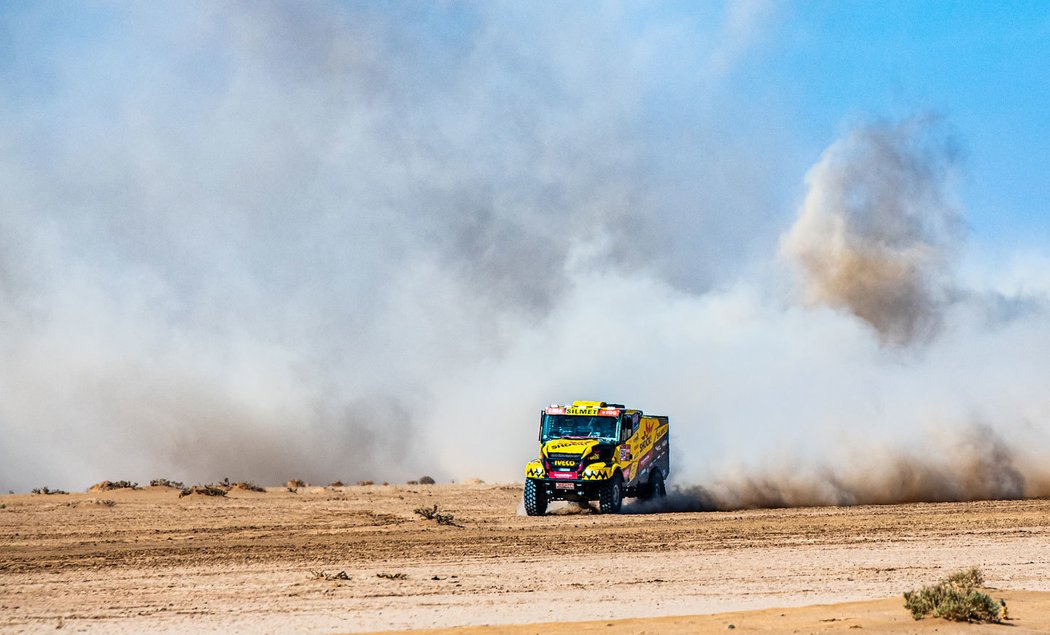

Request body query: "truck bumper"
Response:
[533, 478, 605, 501]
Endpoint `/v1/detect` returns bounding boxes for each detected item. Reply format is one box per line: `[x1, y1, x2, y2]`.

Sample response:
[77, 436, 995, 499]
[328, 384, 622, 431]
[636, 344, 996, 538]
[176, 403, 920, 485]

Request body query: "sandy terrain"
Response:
[2, 483, 1049, 633]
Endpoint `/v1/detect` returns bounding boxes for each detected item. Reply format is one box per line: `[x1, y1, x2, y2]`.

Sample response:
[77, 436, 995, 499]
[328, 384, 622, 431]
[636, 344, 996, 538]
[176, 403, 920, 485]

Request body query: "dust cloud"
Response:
[2, 4, 1049, 506]
[781, 116, 963, 346]
[0, 3, 783, 490]
[627, 423, 1042, 513]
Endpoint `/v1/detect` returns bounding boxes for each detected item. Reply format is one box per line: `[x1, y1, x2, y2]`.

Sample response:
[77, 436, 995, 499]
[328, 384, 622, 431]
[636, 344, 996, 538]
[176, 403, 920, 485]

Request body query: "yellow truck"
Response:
[523, 401, 669, 515]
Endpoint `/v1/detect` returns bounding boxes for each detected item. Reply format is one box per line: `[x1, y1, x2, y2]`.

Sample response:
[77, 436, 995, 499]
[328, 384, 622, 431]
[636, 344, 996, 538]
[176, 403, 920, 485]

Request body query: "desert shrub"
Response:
[178, 485, 228, 498]
[357, 480, 374, 486]
[31, 487, 68, 495]
[328, 481, 345, 487]
[414, 504, 458, 526]
[90, 480, 139, 491]
[419, 476, 436, 485]
[406, 480, 418, 485]
[287, 479, 305, 489]
[150, 478, 185, 489]
[231, 481, 265, 492]
[414, 504, 437, 520]
[904, 567, 1002, 622]
[310, 570, 349, 581]
[377, 572, 407, 580]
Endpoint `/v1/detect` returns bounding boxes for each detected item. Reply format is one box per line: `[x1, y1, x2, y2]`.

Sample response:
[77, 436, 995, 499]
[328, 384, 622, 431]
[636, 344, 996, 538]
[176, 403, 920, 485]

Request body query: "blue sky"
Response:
[765, 1, 1050, 244]
[3, 1, 1048, 246]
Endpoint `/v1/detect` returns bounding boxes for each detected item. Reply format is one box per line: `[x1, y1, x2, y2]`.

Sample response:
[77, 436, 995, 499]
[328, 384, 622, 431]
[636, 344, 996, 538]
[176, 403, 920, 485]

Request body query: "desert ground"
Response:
[2, 483, 1050, 633]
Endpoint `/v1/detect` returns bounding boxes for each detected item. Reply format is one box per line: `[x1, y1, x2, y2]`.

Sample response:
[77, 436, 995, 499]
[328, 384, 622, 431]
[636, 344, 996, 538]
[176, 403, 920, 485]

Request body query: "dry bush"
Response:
[406, 480, 418, 485]
[89, 480, 139, 492]
[178, 485, 228, 498]
[150, 478, 185, 489]
[310, 570, 349, 581]
[286, 479, 305, 489]
[31, 487, 68, 495]
[357, 480, 374, 486]
[230, 481, 265, 492]
[328, 481, 345, 487]
[376, 572, 407, 580]
[413, 504, 459, 527]
[414, 504, 438, 519]
[904, 567, 1003, 622]
[419, 476, 436, 485]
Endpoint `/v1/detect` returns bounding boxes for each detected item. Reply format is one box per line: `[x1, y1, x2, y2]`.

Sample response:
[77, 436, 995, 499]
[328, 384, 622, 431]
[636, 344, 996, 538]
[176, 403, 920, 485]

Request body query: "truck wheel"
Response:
[524, 479, 547, 516]
[650, 469, 666, 498]
[599, 474, 623, 514]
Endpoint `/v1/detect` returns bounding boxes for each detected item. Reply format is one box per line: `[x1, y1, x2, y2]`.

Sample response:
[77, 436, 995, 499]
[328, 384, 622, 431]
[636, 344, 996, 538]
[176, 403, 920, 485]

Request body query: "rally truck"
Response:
[523, 401, 669, 515]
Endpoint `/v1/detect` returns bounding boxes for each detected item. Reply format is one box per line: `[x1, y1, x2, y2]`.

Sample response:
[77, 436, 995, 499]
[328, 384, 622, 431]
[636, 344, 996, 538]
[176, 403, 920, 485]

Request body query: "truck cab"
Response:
[523, 400, 669, 515]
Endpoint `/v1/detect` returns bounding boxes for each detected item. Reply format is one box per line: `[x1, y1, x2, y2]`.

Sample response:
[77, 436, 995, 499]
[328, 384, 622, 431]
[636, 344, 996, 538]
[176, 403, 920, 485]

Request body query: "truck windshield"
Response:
[541, 414, 619, 443]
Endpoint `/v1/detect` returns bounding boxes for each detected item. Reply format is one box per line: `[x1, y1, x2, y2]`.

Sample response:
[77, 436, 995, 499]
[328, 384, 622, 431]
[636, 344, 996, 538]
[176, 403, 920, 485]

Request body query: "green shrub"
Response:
[903, 567, 1003, 622]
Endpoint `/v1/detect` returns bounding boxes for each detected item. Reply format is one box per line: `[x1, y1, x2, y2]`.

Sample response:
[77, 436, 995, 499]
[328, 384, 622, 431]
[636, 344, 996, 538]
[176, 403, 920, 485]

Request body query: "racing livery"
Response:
[523, 401, 669, 515]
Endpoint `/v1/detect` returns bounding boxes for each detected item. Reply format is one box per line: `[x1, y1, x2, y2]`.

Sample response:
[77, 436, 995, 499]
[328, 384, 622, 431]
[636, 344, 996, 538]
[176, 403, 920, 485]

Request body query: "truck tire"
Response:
[524, 479, 547, 516]
[638, 469, 664, 501]
[650, 469, 666, 498]
[599, 473, 623, 513]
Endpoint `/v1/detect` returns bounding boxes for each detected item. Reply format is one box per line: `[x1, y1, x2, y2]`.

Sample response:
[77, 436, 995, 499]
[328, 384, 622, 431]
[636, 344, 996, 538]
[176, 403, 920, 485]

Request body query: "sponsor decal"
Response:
[565, 407, 598, 416]
[550, 472, 575, 479]
[560, 407, 621, 417]
[547, 439, 596, 451]
[555, 482, 574, 490]
[619, 447, 630, 462]
[635, 421, 655, 453]
[552, 460, 577, 467]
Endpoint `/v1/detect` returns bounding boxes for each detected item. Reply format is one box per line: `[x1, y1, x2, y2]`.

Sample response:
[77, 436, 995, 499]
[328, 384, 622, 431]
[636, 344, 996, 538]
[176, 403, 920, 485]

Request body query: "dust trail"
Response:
[627, 423, 1049, 513]
[781, 116, 963, 345]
